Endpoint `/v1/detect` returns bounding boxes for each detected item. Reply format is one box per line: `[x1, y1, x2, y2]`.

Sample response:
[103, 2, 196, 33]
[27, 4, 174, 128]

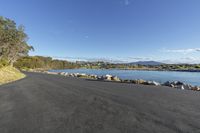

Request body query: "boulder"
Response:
[134, 79, 146, 84]
[169, 84, 175, 88]
[173, 83, 193, 90]
[182, 84, 193, 90]
[131, 80, 137, 84]
[73, 73, 79, 77]
[90, 74, 98, 79]
[64, 72, 69, 76]
[176, 85, 185, 90]
[172, 81, 184, 86]
[163, 81, 186, 88]
[191, 86, 200, 91]
[105, 74, 113, 81]
[112, 76, 121, 82]
[105, 74, 121, 81]
[45, 71, 58, 75]
[122, 79, 131, 83]
[70, 73, 76, 77]
[163, 81, 195, 90]
[163, 81, 171, 86]
[76, 73, 87, 77]
[146, 81, 161, 86]
[59, 72, 66, 76]
[97, 76, 105, 80]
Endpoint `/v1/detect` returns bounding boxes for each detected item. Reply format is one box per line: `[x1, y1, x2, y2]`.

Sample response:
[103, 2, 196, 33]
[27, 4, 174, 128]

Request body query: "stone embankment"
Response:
[40, 71, 200, 91]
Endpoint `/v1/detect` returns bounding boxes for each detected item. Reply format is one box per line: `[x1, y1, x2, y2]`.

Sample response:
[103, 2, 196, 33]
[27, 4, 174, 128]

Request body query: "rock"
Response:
[181, 85, 185, 90]
[183, 84, 193, 90]
[122, 79, 131, 83]
[74, 73, 98, 79]
[176, 85, 185, 90]
[131, 80, 160, 86]
[76, 73, 87, 77]
[112, 76, 121, 82]
[131, 80, 137, 84]
[45, 71, 58, 75]
[59, 72, 66, 75]
[172, 82, 193, 90]
[70, 73, 76, 77]
[191, 86, 200, 91]
[97, 76, 104, 80]
[163, 81, 171, 86]
[172, 81, 184, 86]
[64, 72, 69, 76]
[169, 84, 175, 88]
[90, 74, 98, 79]
[131, 79, 147, 84]
[146, 81, 161, 86]
[105, 74, 113, 81]
[162, 81, 196, 90]
[135, 79, 146, 84]
[73, 73, 79, 77]
[105, 74, 121, 81]
[163, 81, 187, 89]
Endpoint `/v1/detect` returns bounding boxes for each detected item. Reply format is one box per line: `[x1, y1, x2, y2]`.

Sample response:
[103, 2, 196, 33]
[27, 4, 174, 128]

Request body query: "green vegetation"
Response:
[77, 62, 148, 70]
[72, 62, 200, 71]
[14, 56, 80, 70]
[158, 64, 200, 71]
[14, 57, 200, 71]
[0, 66, 25, 85]
[0, 16, 33, 66]
[0, 16, 33, 84]
[0, 58, 9, 68]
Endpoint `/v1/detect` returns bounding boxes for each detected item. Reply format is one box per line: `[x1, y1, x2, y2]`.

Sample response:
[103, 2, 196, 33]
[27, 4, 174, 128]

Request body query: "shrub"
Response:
[0, 59, 9, 68]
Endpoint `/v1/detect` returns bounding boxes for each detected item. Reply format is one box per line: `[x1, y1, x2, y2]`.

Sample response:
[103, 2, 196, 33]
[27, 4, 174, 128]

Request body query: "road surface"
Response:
[0, 72, 199, 133]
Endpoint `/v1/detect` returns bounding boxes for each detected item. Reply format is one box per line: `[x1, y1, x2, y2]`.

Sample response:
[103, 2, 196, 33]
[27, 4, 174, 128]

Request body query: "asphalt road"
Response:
[0, 72, 200, 133]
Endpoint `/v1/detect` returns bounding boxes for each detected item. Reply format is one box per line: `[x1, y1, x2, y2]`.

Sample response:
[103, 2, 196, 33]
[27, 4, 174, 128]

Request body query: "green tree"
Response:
[0, 16, 33, 66]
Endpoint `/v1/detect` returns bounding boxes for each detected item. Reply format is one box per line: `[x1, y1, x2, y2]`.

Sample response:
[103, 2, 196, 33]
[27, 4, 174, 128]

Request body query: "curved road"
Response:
[0, 72, 200, 133]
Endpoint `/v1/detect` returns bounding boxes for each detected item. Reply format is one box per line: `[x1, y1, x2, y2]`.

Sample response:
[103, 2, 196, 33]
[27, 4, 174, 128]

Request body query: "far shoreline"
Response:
[48, 68, 200, 73]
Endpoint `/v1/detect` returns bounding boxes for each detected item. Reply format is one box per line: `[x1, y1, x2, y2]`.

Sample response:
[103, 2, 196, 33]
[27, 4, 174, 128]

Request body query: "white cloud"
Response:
[161, 48, 200, 54]
[30, 54, 200, 64]
[161, 56, 200, 64]
[53, 56, 123, 63]
[180, 57, 200, 64]
[127, 57, 153, 60]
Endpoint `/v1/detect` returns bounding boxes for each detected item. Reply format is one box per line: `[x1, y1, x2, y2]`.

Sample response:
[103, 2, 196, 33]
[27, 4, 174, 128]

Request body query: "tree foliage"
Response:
[14, 56, 80, 70]
[0, 16, 33, 66]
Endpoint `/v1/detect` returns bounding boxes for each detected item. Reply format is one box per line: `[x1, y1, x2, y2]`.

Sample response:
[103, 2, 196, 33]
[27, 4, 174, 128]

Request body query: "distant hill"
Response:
[128, 61, 164, 66]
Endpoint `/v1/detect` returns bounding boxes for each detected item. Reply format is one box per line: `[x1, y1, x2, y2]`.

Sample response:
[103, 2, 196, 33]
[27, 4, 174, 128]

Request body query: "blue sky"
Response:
[0, 0, 200, 63]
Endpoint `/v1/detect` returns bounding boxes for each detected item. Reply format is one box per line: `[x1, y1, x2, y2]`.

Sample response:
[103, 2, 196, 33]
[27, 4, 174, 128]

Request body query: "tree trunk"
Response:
[10, 60, 14, 67]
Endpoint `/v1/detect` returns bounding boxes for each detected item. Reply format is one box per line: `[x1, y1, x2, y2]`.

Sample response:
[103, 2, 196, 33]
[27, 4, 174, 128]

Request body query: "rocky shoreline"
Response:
[35, 71, 200, 91]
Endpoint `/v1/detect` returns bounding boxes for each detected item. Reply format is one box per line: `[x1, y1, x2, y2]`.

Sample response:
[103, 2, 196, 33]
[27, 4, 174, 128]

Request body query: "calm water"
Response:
[50, 69, 200, 86]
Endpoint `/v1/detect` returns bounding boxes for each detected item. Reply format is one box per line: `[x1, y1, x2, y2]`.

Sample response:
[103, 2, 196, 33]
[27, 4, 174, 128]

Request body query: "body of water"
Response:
[50, 69, 200, 86]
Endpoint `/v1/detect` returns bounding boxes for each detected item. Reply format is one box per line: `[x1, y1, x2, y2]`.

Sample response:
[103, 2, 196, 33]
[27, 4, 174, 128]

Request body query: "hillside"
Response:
[129, 61, 164, 66]
[0, 66, 25, 85]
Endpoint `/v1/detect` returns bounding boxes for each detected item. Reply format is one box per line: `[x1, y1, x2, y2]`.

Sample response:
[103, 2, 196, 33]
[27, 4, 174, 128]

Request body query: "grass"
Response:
[0, 66, 25, 85]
